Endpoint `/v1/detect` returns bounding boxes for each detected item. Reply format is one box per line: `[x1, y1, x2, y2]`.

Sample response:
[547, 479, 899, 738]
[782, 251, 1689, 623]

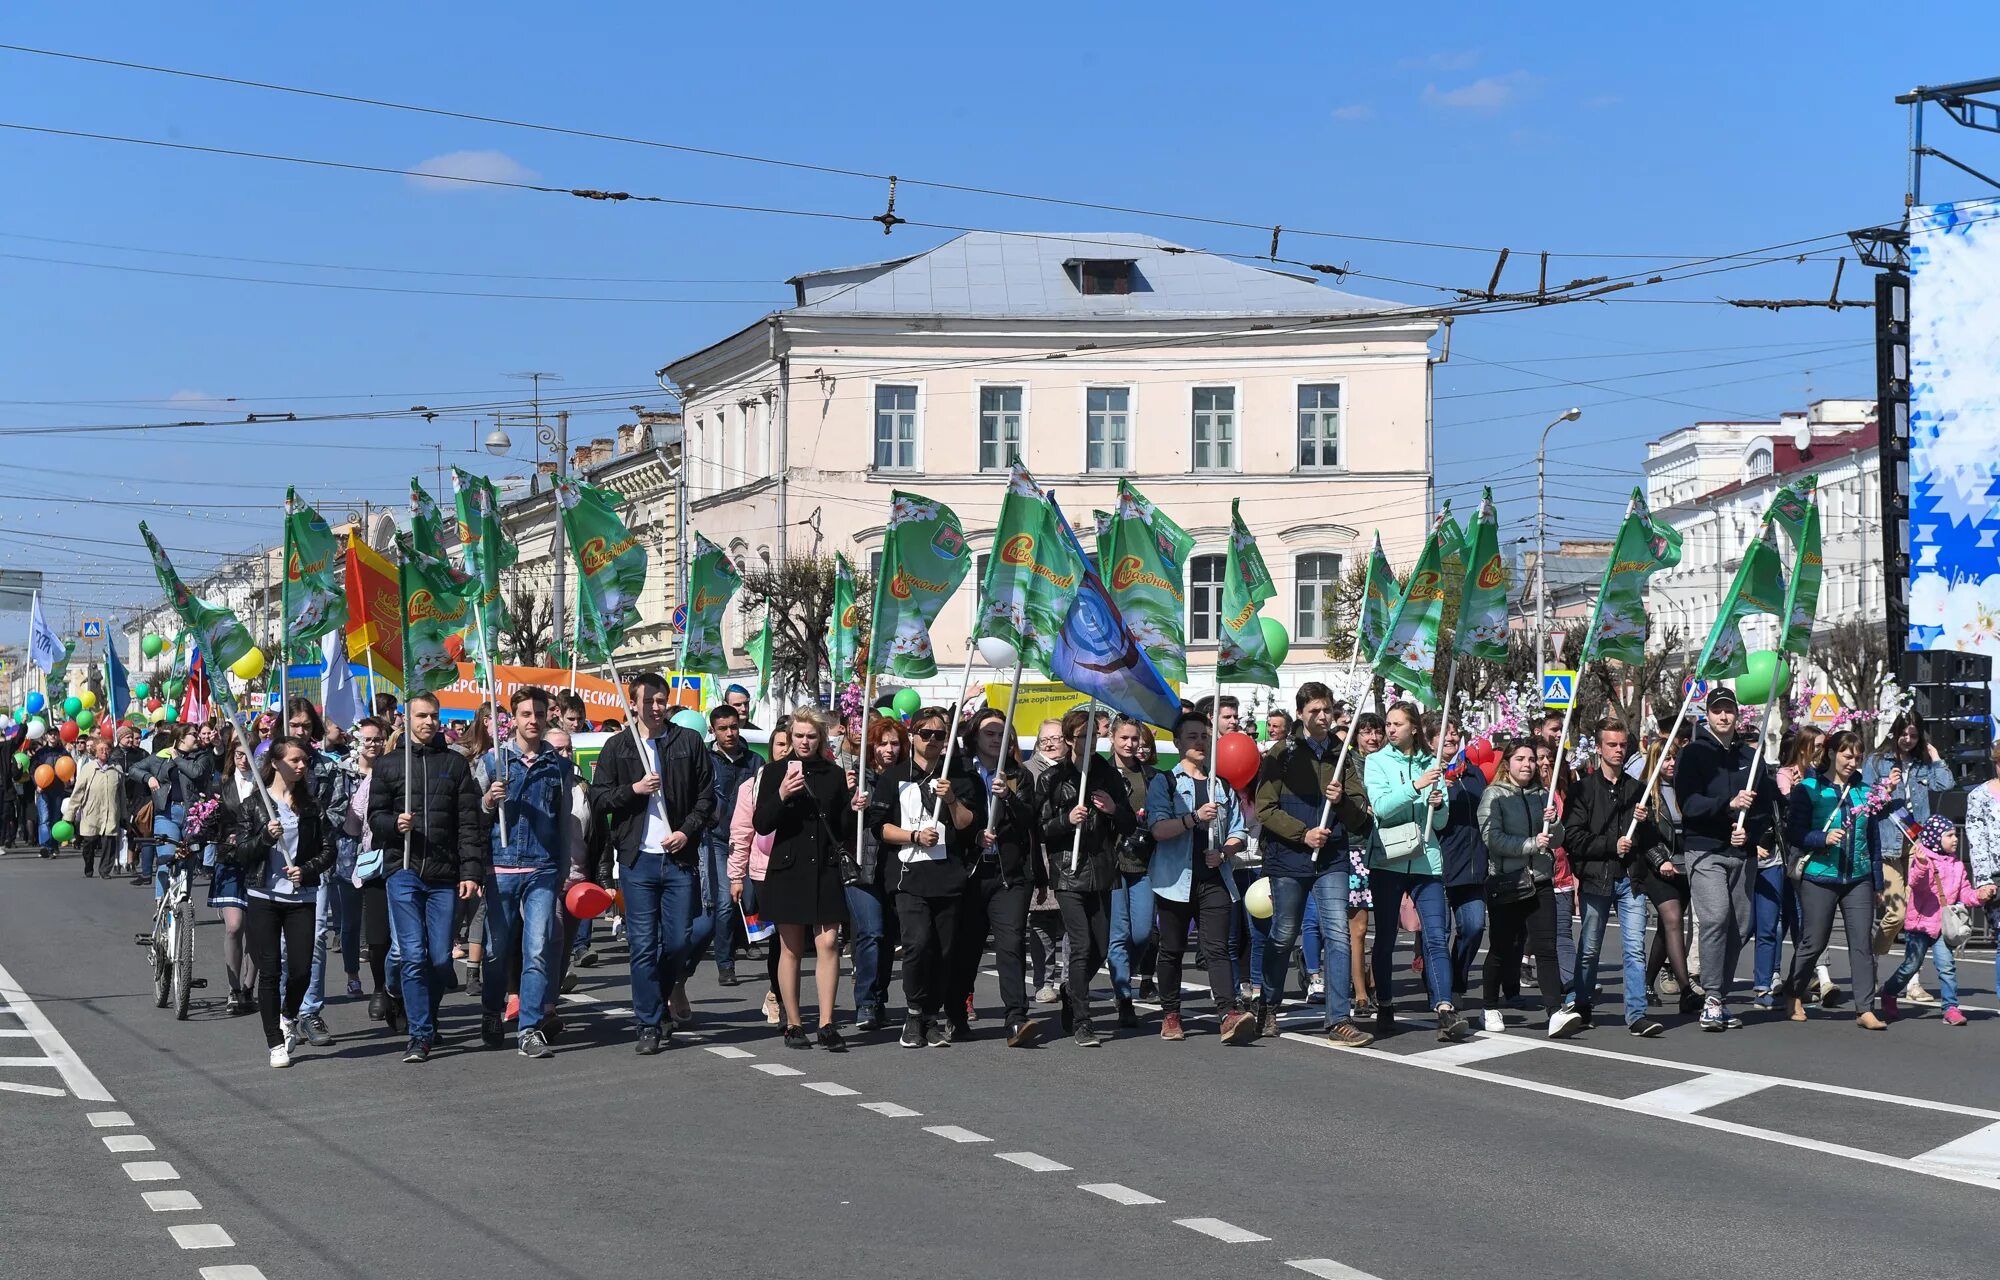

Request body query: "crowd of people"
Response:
[16, 672, 2000, 1070]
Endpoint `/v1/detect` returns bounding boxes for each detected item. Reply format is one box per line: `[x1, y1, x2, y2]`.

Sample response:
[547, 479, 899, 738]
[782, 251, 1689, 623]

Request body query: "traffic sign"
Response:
[1806, 692, 1842, 725]
[1541, 670, 1576, 709]
[1681, 674, 1710, 701]
[80, 618, 104, 638]
[671, 603, 689, 634]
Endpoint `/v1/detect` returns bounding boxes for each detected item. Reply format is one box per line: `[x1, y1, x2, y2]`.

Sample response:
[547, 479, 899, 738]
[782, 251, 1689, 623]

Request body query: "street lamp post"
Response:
[1536, 407, 1584, 701]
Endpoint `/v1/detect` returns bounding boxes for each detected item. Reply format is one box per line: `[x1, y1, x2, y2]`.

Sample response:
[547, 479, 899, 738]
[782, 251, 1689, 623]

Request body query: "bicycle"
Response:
[137, 838, 201, 1020]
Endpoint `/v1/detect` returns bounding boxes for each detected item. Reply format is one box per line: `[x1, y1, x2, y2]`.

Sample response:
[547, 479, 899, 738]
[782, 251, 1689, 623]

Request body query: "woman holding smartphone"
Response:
[751, 708, 855, 1050]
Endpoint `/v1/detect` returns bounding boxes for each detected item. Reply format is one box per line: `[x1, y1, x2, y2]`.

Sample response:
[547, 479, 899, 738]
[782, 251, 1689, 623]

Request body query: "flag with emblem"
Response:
[974, 463, 1083, 679]
[1370, 506, 1453, 705]
[1100, 479, 1194, 682]
[1767, 477, 1822, 658]
[281, 488, 346, 658]
[555, 472, 649, 660]
[1453, 489, 1511, 660]
[451, 467, 516, 681]
[1217, 499, 1279, 686]
[1693, 532, 1789, 681]
[396, 532, 475, 695]
[139, 522, 255, 670]
[747, 611, 774, 699]
[828, 552, 861, 680]
[1046, 495, 1184, 728]
[680, 532, 741, 679]
[1356, 532, 1396, 660]
[868, 491, 971, 681]
[1581, 488, 1683, 667]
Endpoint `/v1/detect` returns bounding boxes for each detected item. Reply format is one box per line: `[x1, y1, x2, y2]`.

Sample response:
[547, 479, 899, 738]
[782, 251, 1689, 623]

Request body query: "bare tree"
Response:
[1817, 619, 1890, 711]
[499, 583, 553, 667]
[738, 555, 874, 702]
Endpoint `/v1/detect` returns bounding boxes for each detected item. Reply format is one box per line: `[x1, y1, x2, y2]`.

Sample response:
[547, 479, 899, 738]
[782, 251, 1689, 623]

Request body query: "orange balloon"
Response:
[33, 764, 55, 789]
[55, 756, 76, 784]
[612, 888, 625, 914]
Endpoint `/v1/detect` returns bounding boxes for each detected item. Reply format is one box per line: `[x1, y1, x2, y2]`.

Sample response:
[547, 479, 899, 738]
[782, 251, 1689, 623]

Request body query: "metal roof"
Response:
[786, 231, 1401, 319]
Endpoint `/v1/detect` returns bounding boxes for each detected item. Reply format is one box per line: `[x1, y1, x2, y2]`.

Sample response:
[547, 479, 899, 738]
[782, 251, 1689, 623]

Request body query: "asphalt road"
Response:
[4, 846, 1999, 1280]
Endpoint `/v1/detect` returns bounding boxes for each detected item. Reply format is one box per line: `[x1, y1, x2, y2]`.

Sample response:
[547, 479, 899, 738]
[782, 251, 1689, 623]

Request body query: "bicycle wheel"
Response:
[151, 922, 171, 1009]
[172, 904, 195, 1020]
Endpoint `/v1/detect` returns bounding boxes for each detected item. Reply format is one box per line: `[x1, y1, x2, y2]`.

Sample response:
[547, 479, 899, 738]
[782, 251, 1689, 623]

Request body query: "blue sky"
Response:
[5, 4, 1999, 628]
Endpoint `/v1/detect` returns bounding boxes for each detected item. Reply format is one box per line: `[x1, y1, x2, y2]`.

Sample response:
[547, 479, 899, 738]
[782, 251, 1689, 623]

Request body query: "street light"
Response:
[484, 425, 512, 456]
[1536, 407, 1584, 702]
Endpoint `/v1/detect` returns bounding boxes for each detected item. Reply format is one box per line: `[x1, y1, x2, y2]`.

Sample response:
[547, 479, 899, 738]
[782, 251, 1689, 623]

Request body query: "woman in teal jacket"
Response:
[1363, 701, 1469, 1042]
[1782, 730, 1887, 1030]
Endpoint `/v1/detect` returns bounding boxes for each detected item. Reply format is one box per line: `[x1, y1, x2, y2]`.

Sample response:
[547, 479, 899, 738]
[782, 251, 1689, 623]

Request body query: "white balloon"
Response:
[25, 721, 46, 741]
[59, 797, 74, 819]
[1243, 876, 1275, 920]
[975, 636, 1020, 669]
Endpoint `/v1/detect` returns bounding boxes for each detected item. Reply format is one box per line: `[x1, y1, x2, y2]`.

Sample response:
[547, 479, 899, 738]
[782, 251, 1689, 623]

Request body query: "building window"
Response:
[1086, 387, 1131, 472]
[1746, 446, 1773, 480]
[979, 387, 1023, 472]
[1192, 386, 1236, 472]
[1295, 552, 1342, 642]
[874, 385, 919, 470]
[1189, 553, 1224, 643]
[1297, 383, 1343, 470]
[1066, 258, 1136, 295]
[868, 550, 884, 582]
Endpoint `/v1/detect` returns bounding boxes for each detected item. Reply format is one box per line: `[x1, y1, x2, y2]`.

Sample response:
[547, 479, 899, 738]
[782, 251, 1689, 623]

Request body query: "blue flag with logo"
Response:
[27, 592, 64, 674]
[103, 632, 131, 722]
[1046, 494, 1183, 730]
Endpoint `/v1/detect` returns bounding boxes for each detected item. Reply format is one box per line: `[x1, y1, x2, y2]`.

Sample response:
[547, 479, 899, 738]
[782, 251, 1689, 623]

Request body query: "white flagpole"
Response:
[602, 650, 665, 825]
[1735, 664, 1787, 832]
[1319, 626, 1369, 829]
[1069, 700, 1098, 875]
[983, 659, 1026, 839]
[472, 607, 507, 841]
[927, 644, 979, 824]
[1432, 654, 1461, 798]
[1630, 679, 1701, 842]
[856, 669, 877, 856]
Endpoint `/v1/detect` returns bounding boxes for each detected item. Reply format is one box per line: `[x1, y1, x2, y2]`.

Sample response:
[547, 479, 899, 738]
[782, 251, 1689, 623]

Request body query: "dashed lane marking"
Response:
[87, 1111, 133, 1127]
[996, 1151, 1072, 1172]
[0, 957, 114, 1101]
[1078, 1182, 1164, 1206]
[703, 1045, 755, 1059]
[1913, 1121, 2000, 1182]
[801, 1081, 859, 1097]
[750, 1063, 804, 1077]
[1627, 1072, 1773, 1114]
[121, 1161, 179, 1182]
[1419, 1035, 1540, 1067]
[102, 1134, 156, 1153]
[168, 1223, 235, 1249]
[0, 1080, 63, 1097]
[858, 1102, 922, 1118]
[1175, 1217, 1270, 1243]
[199, 1269, 269, 1280]
[923, 1124, 990, 1144]
[143, 1191, 202, 1212]
[1286, 1260, 1385, 1279]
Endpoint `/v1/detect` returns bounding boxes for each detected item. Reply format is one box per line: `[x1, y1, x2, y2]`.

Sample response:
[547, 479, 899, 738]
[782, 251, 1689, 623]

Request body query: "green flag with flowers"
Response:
[747, 611, 774, 699]
[1453, 489, 1512, 660]
[139, 521, 254, 669]
[1581, 488, 1683, 667]
[1355, 533, 1397, 660]
[828, 552, 861, 680]
[1370, 506, 1454, 705]
[1767, 477, 1821, 657]
[1693, 533, 1789, 681]
[869, 490, 971, 680]
[975, 464, 1083, 678]
[396, 533, 474, 694]
[281, 488, 346, 656]
[680, 531, 741, 679]
[554, 472, 649, 660]
[1217, 499, 1279, 686]
[1101, 479, 1194, 682]
[450, 467, 515, 681]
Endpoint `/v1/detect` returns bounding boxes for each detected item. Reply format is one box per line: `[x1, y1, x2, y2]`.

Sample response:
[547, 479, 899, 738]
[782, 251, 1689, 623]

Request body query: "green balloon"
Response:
[671, 708, 707, 733]
[167, 679, 186, 698]
[160, 704, 179, 723]
[51, 820, 75, 844]
[61, 696, 82, 717]
[891, 688, 923, 717]
[75, 709, 96, 731]
[142, 634, 165, 658]
[1731, 652, 1790, 706]
[12, 752, 26, 771]
[134, 682, 151, 699]
[1259, 616, 1291, 666]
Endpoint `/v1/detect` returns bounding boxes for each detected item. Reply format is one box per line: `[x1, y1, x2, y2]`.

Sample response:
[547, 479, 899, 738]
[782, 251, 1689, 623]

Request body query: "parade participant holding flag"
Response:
[1149, 709, 1256, 1044]
[1367, 701, 1470, 1042]
[1036, 704, 1136, 1048]
[1783, 729, 1887, 1029]
[1552, 720, 1666, 1039]
[950, 705, 1043, 1048]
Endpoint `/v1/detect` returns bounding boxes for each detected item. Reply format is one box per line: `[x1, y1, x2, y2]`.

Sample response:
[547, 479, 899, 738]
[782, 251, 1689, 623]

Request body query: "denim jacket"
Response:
[482, 744, 577, 872]
[706, 745, 763, 855]
[1146, 767, 1247, 904]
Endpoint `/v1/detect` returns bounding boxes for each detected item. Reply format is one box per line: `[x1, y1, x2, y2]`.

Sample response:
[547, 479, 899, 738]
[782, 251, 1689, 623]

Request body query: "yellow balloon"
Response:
[78, 690, 97, 710]
[230, 647, 267, 680]
[1243, 876, 1275, 920]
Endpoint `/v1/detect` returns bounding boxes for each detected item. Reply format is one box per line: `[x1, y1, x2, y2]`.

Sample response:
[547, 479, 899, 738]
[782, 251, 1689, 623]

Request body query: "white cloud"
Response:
[406, 149, 537, 193]
[1399, 50, 1480, 71]
[1331, 103, 1375, 122]
[1422, 71, 1537, 112]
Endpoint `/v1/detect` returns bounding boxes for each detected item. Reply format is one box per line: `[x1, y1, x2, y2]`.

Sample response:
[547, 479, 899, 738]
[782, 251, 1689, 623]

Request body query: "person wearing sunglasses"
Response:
[1035, 705, 1138, 1047]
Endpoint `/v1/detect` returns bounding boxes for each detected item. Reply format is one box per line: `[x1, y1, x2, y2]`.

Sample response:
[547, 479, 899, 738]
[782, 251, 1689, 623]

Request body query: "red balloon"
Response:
[1466, 737, 1497, 767]
[58, 721, 80, 744]
[146, 697, 161, 711]
[1214, 731, 1261, 792]
[1478, 759, 1499, 783]
[565, 881, 612, 920]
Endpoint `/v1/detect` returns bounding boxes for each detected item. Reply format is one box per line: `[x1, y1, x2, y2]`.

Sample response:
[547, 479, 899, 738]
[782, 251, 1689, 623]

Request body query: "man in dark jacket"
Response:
[702, 703, 762, 988]
[367, 691, 485, 1063]
[1034, 705, 1136, 1047]
[1553, 719, 1665, 1039]
[1431, 717, 1490, 1011]
[587, 671, 715, 1055]
[1672, 687, 1778, 1031]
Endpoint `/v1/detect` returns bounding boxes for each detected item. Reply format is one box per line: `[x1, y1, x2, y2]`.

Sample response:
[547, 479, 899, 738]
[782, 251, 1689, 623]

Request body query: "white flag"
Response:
[27, 592, 64, 673]
[320, 631, 366, 730]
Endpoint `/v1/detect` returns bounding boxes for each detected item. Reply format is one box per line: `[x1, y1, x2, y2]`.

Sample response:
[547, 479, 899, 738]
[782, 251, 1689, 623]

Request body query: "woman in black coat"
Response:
[752, 707, 854, 1052]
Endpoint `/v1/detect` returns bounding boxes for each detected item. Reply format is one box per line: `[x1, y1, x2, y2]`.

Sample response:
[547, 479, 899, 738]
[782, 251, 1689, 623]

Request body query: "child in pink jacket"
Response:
[1881, 816, 1982, 1026]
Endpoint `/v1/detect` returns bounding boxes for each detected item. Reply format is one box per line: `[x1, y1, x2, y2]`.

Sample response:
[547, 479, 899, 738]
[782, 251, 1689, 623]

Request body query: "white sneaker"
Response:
[1482, 1009, 1505, 1033]
[1307, 973, 1326, 1003]
[1034, 983, 1060, 1005]
[268, 1042, 291, 1069]
[1906, 979, 1937, 1004]
[279, 1017, 299, 1052]
[1548, 1007, 1584, 1039]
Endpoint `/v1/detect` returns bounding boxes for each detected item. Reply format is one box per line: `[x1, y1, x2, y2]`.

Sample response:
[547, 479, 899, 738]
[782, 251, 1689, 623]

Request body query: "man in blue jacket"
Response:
[702, 703, 762, 988]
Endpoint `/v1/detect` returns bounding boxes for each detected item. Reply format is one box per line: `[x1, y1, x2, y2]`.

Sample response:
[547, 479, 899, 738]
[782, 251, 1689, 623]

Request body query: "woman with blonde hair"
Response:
[751, 707, 855, 1050]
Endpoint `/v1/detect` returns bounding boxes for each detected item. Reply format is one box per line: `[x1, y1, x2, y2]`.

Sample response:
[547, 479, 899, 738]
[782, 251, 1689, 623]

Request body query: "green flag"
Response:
[679, 532, 742, 680]
[747, 611, 774, 699]
[1581, 488, 1683, 667]
[1768, 478, 1822, 658]
[397, 533, 474, 695]
[451, 467, 516, 680]
[1453, 489, 1511, 660]
[828, 552, 860, 680]
[573, 566, 612, 667]
[1372, 509, 1453, 705]
[139, 521, 254, 669]
[1692, 533, 1789, 682]
[281, 488, 346, 657]
[975, 463, 1084, 678]
[869, 490, 971, 680]
[1101, 479, 1194, 682]
[1217, 499, 1279, 686]
[1356, 533, 1396, 659]
[554, 473, 649, 658]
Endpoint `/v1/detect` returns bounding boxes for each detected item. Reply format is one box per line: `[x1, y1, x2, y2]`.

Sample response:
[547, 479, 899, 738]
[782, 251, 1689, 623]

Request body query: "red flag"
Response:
[343, 537, 404, 687]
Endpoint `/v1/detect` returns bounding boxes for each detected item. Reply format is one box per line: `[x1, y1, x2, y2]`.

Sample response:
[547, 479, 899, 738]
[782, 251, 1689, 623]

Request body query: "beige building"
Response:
[663, 232, 1441, 701]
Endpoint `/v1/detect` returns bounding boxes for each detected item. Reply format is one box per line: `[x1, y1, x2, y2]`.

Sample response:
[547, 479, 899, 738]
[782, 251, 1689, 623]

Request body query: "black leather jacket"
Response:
[1034, 754, 1137, 894]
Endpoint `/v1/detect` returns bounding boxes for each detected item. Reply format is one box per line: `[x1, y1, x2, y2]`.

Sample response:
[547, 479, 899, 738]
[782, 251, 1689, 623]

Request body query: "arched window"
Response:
[1746, 446, 1773, 480]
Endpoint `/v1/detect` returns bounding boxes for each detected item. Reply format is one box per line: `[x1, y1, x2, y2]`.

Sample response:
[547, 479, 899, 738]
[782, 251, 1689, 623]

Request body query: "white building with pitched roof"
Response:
[662, 231, 1441, 704]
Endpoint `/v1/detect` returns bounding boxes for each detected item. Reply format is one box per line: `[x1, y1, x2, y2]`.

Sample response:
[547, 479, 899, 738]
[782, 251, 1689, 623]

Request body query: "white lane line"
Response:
[1912, 1121, 2000, 1182]
[703, 1046, 755, 1059]
[102, 1134, 156, 1153]
[200, 1269, 269, 1280]
[1175, 1217, 1270, 1243]
[168, 1223, 235, 1249]
[0, 958, 114, 1102]
[1078, 1182, 1164, 1206]
[121, 1161, 179, 1182]
[1287, 1260, 1385, 1279]
[0, 1027, 36, 1036]
[1628, 1072, 1773, 1115]
[923, 1124, 990, 1144]
[751, 1063, 804, 1077]
[0, 1080, 63, 1097]
[859, 1102, 921, 1118]
[1420, 1035, 1540, 1067]
[143, 1190, 202, 1212]
[0, 1056, 59, 1067]
[996, 1151, 1072, 1172]
[87, 1110, 133, 1127]
[801, 1081, 859, 1097]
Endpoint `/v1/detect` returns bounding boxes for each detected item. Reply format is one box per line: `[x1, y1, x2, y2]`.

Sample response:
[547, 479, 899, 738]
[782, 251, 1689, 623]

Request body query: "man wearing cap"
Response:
[1672, 686, 1779, 1031]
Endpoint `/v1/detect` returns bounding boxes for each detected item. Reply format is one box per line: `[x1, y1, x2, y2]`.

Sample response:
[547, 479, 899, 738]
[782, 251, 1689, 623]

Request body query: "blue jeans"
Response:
[336, 879, 363, 981]
[385, 870, 458, 1043]
[1884, 930, 1959, 1009]
[622, 853, 703, 1030]
[149, 806, 188, 900]
[1301, 891, 1325, 978]
[1370, 868, 1454, 1010]
[1555, 887, 1577, 988]
[700, 837, 743, 973]
[299, 880, 339, 1018]
[1572, 879, 1649, 1025]
[484, 867, 560, 1030]
[844, 882, 891, 1010]
[1230, 867, 1269, 994]
[37, 790, 59, 851]
[1107, 869, 1155, 1000]
[1264, 868, 1354, 1022]
[1447, 883, 1487, 998]
[1753, 863, 1801, 992]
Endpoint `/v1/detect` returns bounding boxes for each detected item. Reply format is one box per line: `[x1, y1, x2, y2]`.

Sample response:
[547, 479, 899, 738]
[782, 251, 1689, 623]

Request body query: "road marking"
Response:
[87, 1111, 133, 1127]
[1078, 1182, 1164, 1206]
[0, 1027, 35, 1036]
[751, 1063, 804, 1077]
[0, 1080, 63, 1096]
[199, 1269, 269, 1280]
[1175, 1217, 1269, 1243]
[801, 1081, 859, 1097]
[0, 958, 114, 1101]
[1287, 1260, 1385, 1279]
[0, 1055, 59, 1067]
[859, 1101, 921, 1118]
[1628, 1072, 1773, 1114]
[168, 1223, 235, 1249]
[103, 1134, 156, 1152]
[1421, 1035, 1540, 1067]
[143, 1190, 202, 1211]
[996, 1151, 1072, 1172]
[703, 1046, 755, 1059]
[1912, 1121, 2000, 1182]
[923, 1124, 990, 1144]
[122, 1162, 179, 1182]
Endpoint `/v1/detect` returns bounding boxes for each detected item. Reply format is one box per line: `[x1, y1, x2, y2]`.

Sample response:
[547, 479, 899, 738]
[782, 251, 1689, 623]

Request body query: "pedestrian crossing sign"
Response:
[80, 618, 103, 639]
[1541, 670, 1575, 708]
[1806, 692, 1842, 725]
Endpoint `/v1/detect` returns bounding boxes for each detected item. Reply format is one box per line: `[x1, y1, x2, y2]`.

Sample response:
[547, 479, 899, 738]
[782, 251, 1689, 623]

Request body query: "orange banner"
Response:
[344, 538, 403, 686]
[434, 665, 708, 720]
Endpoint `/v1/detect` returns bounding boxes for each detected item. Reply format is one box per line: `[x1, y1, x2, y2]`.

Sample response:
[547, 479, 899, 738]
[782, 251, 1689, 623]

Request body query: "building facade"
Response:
[663, 231, 1441, 704]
